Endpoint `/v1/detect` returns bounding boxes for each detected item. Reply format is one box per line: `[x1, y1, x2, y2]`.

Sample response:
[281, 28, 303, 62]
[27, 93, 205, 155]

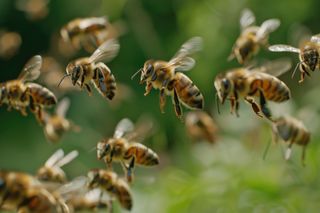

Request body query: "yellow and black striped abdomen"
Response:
[173, 73, 204, 109]
[248, 73, 290, 102]
[125, 143, 159, 166]
[92, 63, 116, 100]
[26, 83, 57, 107]
[114, 180, 132, 210]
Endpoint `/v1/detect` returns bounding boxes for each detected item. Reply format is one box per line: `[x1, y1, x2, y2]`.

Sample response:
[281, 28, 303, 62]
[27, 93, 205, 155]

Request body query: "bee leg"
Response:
[245, 97, 263, 117]
[159, 89, 166, 113]
[301, 145, 306, 167]
[85, 83, 92, 96]
[259, 90, 272, 121]
[285, 141, 294, 161]
[234, 91, 239, 117]
[173, 89, 182, 118]
[144, 82, 152, 96]
[19, 107, 28, 116]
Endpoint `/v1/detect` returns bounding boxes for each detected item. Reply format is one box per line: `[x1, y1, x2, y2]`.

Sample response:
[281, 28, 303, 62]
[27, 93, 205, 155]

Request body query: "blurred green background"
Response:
[1, 0, 320, 212]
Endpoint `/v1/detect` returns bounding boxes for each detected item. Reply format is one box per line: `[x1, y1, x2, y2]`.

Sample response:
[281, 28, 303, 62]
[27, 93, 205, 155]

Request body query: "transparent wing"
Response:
[311, 34, 320, 43]
[55, 150, 79, 168]
[18, 55, 42, 82]
[55, 98, 70, 117]
[45, 149, 64, 167]
[253, 58, 292, 77]
[256, 19, 280, 40]
[240, 8, 255, 30]
[57, 176, 88, 196]
[268, 44, 300, 53]
[168, 37, 202, 72]
[113, 118, 134, 139]
[89, 39, 120, 63]
[126, 116, 154, 142]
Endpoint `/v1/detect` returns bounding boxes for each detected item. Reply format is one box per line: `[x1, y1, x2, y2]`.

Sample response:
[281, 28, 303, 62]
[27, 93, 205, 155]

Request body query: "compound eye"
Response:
[146, 64, 153, 75]
[222, 79, 230, 90]
[105, 144, 111, 152]
[0, 178, 5, 190]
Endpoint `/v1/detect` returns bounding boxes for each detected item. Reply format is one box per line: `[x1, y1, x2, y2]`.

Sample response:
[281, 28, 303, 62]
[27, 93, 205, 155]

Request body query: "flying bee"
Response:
[60, 39, 119, 100]
[228, 8, 280, 64]
[0, 171, 69, 213]
[87, 169, 132, 211]
[61, 16, 117, 52]
[37, 149, 79, 183]
[97, 118, 159, 183]
[0, 55, 57, 124]
[271, 116, 310, 166]
[135, 37, 204, 118]
[214, 58, 292, 121]
[43, 98, 80, 143]
[269, 34, 320, 83]
[185, 111, 218, 144]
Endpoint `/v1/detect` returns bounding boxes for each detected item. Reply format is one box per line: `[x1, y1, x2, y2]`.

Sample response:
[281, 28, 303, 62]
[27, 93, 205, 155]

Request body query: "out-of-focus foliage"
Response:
[0, 0, 320, 212]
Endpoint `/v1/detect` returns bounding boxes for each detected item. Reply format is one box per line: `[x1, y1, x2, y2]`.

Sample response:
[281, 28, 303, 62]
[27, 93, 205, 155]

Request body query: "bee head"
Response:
[66, 63, 83, 86]
[214, 75, 232, 104]
[140, 60, 155, 84]
[97, 140, 111, 160]
[302, 48, 319, 71]
[87, 169, 100, 188]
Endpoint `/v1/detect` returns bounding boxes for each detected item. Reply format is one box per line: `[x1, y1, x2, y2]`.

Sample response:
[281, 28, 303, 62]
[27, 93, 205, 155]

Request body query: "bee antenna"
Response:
[131, 68, 142, 80]
[58, 74, 71, 87]
[215, 93, 220, 114]
[291, 61, 302, 79]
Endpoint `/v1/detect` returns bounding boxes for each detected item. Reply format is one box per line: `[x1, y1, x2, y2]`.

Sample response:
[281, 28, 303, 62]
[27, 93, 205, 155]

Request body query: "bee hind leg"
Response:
[259, 90, 273, 121]
[85, 84, 92, 96]
[285, 141, 294, 161]
[173, 89, 182, 119]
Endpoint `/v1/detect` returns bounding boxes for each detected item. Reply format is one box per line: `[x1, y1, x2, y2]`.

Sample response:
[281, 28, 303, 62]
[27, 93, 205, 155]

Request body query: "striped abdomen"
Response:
[248, 73, 290, 102]
[93, 63, 116, 100]
[26, 83, 57, 107]
[275, 117, 310, 146]
[113, 180, 133, 210]
[173, 73, 204, 109]
[124, 143, 159, 166]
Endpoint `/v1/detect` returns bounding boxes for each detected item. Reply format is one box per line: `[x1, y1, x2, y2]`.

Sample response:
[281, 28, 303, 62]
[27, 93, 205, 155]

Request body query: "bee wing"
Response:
[269, 44, 300, 53]
[18, 55, 42, 82]
[57, 176, 88, 196]
[114, 118, 135, 139]
[126, 116, 154, 142]
[45, 149, 64, 167]
[89, 39, 119, 63]
[240, 8, 256, 30]
[168, 37, 202, 72]
[55, 98, 70, 117]
[55, 150, 79, 168]
[252, 58, 292, 77]
[311, 34, 320, 44]
[256, 19, 280, 41]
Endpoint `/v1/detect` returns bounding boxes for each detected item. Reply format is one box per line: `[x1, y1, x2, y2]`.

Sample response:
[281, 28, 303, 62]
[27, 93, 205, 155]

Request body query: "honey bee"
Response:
[228, 8, 280, 64]
[87, 169, 132, 211]
[97, 118, 159, 183]
[0, 55, 57, 124]
[43, 98, 80, 143]
[61, 16, 116, 52]
[0, 30, 22, 59]
[60, 39, 119, 100]
[0, 171, 69, 213]
[269, 34, 320, 83]
[214, 59, 292, 121]
[68, 188, 111, 212]
[135, 37, 204, 118]
[272, 116, 310, 166]
[185, 111, 218, 143]
[37, 149, 79, 183]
